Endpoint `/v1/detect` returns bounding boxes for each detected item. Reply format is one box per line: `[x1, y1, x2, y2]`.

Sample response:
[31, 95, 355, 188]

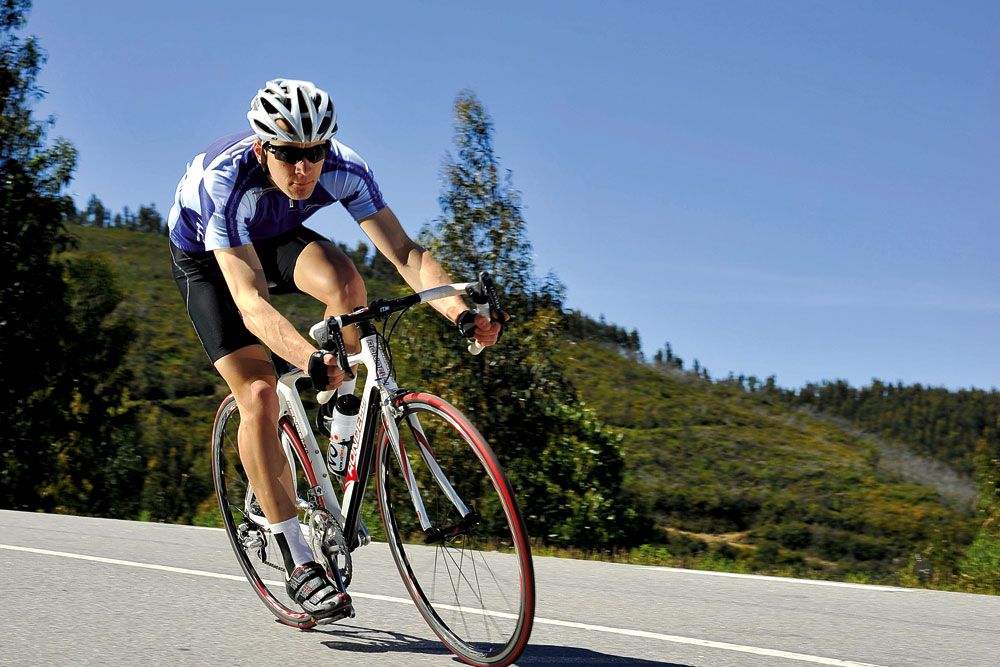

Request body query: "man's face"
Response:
[254, 140, 328, 200]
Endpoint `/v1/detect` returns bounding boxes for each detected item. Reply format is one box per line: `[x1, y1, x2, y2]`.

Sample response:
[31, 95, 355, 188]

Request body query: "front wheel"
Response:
[376, 392, 535, 667]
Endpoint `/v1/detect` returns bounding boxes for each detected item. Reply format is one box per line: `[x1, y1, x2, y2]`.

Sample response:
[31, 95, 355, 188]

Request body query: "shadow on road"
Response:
[314, 624, 449, 656]
[517, 644, 692, 666]
[312, 623, 692, 666]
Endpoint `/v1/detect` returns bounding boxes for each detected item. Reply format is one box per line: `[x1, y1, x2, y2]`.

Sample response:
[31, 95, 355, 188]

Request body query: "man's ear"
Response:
[252, 140, 263, 163]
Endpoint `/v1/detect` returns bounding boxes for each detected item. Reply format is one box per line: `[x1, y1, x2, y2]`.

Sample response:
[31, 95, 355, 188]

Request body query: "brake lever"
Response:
[479, 271, 502, 313]
[322, 317, 356, 380]
[464, 272, 506, 355]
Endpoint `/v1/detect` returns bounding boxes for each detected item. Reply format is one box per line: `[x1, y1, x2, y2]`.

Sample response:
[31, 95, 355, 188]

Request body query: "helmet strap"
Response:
[260, 149, 271, 177]
[258, 144, 295, 208]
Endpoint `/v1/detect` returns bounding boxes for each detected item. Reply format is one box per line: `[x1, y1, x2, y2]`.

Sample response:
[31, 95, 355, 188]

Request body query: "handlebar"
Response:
[308, 272, 505, 369]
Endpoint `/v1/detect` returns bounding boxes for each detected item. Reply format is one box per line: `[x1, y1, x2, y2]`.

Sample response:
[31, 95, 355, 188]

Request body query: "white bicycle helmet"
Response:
[247, 79, 338, 143]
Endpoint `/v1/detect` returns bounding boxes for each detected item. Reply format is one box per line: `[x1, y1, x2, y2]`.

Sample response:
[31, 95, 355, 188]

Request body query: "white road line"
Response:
[0, 510, 914, 592]
[1, 543, 889, 667]
[0, 543, 249, 581]
[648, 566, 913, 591]
[533, 617, 887, 667]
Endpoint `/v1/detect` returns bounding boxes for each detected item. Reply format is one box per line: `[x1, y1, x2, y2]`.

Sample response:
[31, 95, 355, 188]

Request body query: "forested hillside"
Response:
[59, 223, 998, 592]
[782, 380, 999, 478]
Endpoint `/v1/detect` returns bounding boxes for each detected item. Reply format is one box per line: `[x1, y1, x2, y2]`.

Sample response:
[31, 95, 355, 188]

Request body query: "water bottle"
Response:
[327, 393, 360, 474]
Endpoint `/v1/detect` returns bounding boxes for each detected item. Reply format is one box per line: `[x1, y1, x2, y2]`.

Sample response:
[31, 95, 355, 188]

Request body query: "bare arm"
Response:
[214, 245, 317, 370]
[360, 207, 503, 346]
[360, 207, 469, 323]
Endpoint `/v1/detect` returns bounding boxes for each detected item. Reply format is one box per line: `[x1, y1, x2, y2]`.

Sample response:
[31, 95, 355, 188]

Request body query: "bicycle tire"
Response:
[376, 392, 535, 667]
[211, 394, 320, 629]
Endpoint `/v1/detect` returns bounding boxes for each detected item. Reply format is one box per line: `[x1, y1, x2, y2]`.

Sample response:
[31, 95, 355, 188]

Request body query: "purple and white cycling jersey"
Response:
[167, 131, 386, 253]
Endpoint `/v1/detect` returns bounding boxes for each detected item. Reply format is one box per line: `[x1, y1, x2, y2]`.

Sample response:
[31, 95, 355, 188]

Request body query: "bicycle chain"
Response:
[239, 499, 352, 590]
[251, 517, 350, 587]
[260, 552, 287, 574]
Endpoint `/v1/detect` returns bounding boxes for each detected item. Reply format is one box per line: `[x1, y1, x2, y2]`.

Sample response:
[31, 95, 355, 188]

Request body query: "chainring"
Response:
[308, 510, 353, 588]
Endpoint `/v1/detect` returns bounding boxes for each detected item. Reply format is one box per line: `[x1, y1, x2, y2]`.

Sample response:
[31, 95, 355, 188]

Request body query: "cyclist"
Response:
[167, 78, 503, 622]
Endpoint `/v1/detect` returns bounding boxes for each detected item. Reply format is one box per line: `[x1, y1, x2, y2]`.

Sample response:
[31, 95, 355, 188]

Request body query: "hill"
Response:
[556, 340, 978, 581]
[66, 225, 987, 589]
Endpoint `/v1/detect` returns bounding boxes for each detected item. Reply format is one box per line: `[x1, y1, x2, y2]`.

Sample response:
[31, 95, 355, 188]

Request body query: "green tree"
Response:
[80, 194, 109, 227]
[430, 90, 536, 305]
[135, 203, 164, 234]
[958, 438, 1000, 593]
[0, 1, 137, 515]
[45, 255, 142, 516]
[0, 0, 78, 509]
[113, 205, 131, 229]
[413, 90, 649, 548]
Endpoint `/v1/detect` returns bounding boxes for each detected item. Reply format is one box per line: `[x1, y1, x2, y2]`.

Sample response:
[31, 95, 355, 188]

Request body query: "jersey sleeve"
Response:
[201, 169, 254, 251]
[319, 143, 387, 223]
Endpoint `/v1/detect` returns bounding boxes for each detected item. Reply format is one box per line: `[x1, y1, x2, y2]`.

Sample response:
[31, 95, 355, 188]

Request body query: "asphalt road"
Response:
[1, 510, 997, 666]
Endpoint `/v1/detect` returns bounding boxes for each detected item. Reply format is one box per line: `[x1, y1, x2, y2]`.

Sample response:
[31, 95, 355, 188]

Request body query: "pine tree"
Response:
[80, 194, 109, 227]
[429, 90, 537, 306]
[135, 204, 163, 234]
[958, 438, 999, 593]
[406, 90, 649, 548]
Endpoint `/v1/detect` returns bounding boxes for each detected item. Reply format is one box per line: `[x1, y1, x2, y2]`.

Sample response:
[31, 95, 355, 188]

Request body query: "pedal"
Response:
[313, 604, 355, 625]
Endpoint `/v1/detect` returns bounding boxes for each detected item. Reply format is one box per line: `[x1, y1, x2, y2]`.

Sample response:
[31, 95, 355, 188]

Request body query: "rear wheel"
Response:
[376, 392, 535, 667]
[211, 394, 319, 628]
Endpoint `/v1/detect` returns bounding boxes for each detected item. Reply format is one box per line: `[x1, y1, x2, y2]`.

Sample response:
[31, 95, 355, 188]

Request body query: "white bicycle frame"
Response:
[247, 282, 485, 546]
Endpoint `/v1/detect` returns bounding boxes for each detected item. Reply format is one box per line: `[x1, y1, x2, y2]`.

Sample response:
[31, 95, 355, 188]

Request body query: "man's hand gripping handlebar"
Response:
[307, 317, 355, 392]
[457, 272, 507, 355]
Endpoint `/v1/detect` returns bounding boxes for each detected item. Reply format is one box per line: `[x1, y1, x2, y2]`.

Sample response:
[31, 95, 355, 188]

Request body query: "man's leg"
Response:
[214, 345, 297, 523]
[215, 344, 351, 620]
[292, 240, 368, 354]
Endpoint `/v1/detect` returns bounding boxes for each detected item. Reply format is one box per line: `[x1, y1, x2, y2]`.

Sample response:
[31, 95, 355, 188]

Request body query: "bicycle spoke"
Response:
[440, 542, 502, 642]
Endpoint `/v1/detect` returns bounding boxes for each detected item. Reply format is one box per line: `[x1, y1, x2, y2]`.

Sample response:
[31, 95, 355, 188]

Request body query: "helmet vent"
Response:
[260, 98, 279, 114]
[316, 115, 333, 137]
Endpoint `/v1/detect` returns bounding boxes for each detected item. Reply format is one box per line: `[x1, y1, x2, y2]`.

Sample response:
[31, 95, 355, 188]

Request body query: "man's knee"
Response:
[339, 264, 366, 305]
[241, 378, 279, 422]
[296, 242, 367, 307]
[319, 258, 366, 307]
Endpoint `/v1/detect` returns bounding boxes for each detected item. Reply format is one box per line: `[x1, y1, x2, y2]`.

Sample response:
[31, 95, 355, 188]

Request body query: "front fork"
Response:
[381, 397, 472, 533]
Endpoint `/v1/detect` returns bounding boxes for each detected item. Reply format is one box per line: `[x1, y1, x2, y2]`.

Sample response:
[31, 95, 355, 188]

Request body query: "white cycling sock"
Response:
[272, 516, 313, 568]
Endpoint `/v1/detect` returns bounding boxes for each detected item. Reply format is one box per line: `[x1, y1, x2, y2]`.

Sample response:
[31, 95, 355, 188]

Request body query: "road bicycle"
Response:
[210, 273, 535, 667]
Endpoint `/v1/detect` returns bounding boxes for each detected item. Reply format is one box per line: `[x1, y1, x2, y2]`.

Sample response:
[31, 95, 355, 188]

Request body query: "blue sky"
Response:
[26, 1, 999, 390]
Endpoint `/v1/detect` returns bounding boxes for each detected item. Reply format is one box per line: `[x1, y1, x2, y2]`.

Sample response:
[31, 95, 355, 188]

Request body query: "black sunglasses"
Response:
[263, 141, 330, 164]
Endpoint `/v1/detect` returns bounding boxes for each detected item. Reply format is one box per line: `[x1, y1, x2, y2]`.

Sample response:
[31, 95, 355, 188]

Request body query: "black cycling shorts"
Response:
[169, 225, 326, 363]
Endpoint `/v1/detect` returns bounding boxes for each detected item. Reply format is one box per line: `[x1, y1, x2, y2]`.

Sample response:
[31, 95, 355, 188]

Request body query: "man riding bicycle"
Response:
[167, 79, 503, 622]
